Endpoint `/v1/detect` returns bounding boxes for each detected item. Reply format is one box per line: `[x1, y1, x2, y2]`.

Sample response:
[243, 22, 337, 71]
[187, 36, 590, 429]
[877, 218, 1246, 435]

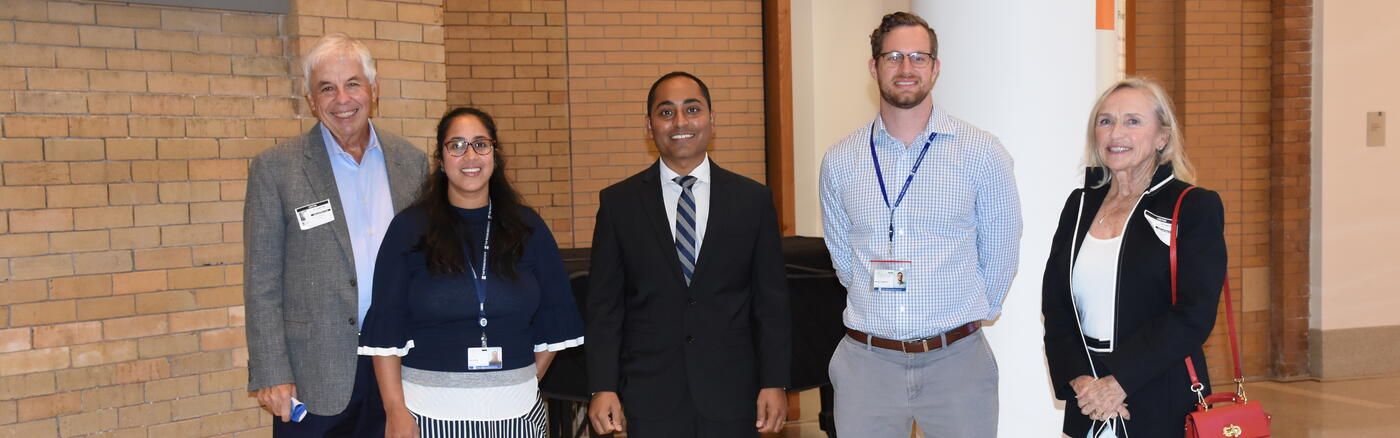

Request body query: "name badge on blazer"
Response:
[1143, 209, 1172, 246]
[295, 199, 335, 231]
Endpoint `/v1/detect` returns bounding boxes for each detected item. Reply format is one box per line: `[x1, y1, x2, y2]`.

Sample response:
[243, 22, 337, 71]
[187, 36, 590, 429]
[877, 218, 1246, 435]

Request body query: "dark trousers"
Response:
[273, 356, 385, 438]
[625, 383, 757, 438]
[627, 418, 756, 438]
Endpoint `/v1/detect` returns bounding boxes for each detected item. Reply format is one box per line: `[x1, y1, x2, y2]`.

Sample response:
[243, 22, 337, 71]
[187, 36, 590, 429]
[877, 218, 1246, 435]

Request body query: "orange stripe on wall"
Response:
[1096, 0, 1114, 30]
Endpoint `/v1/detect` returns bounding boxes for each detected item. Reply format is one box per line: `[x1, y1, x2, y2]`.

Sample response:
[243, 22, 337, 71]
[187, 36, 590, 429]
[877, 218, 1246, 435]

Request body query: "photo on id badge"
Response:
[871, 260, 911, 292]
[468, 347, 503, 370]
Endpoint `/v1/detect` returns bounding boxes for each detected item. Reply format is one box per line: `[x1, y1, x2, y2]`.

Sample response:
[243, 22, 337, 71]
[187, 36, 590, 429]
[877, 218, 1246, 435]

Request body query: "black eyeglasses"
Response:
[876, 51, 935, 68]
[444, 138, 496, 157]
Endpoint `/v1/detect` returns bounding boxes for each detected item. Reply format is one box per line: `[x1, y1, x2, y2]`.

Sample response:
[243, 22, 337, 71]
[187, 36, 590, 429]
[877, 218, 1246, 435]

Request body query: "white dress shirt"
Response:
[660, 155, 711, 257]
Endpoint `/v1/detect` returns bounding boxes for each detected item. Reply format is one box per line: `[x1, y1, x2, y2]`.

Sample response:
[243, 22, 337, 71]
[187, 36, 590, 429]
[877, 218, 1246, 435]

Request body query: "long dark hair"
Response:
[413, 107, 532, 279]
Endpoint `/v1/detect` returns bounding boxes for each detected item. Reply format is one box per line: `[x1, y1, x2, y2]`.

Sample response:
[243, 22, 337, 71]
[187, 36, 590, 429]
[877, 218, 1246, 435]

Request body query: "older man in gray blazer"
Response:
[243, 33, 427, 437]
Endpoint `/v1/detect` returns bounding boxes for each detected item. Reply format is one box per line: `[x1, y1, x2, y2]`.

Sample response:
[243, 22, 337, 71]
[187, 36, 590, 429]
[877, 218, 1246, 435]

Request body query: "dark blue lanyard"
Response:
[869, 123, 936, 244]
[466, 202, 493, 347]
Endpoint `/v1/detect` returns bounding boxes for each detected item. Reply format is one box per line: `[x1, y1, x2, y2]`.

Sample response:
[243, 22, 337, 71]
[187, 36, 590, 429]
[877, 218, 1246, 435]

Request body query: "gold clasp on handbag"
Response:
[1222, 424, 1243, 437]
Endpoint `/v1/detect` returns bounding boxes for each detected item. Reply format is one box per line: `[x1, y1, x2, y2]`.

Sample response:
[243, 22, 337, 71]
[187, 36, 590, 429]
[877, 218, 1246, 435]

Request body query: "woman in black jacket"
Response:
[1042, 77, 1227, 437]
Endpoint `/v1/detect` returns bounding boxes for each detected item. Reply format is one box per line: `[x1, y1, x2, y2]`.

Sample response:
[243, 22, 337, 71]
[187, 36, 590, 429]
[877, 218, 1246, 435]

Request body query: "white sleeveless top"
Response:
[1071, 233, 1122, 352]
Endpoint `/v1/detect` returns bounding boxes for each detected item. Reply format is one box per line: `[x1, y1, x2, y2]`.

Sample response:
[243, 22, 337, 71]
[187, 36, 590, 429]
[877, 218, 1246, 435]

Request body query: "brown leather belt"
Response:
[845, 321, 981, 353]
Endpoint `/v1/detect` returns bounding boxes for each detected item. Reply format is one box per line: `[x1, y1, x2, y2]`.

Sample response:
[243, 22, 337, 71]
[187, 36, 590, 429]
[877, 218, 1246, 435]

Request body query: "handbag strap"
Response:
[1170, 186, 1245, 395]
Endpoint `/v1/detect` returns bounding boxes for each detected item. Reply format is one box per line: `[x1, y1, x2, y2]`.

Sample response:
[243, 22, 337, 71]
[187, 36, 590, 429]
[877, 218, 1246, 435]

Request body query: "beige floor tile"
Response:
[589, 376, 1400, 437]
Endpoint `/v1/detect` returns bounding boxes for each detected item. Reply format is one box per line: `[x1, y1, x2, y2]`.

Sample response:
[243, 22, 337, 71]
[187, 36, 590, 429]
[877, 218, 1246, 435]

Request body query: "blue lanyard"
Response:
[869, 122, 936, 245]
[466, 202, 493, 347]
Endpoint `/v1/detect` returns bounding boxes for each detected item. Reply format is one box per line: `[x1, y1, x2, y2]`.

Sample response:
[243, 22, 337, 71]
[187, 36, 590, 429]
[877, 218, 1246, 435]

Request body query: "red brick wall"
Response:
[1134, 0, 1311, 381]
[444, 0, 767, 248]
[1269, 0, 1311, 378]
[1133, 0, 1185, 109]
[1178, 0, 1274, 382]
[0, 0, 445, 435]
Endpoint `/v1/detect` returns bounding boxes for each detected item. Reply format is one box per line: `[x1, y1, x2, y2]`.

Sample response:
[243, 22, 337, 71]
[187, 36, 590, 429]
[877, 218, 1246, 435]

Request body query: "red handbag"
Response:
[1170, 187, 1271, 438]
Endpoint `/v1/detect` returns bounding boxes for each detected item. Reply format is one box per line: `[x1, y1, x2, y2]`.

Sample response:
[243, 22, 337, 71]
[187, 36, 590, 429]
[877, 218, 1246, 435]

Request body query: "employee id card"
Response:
[467, 347, 504, 370]
[871, 260, 911, 292]
[294, 199, 335, 231]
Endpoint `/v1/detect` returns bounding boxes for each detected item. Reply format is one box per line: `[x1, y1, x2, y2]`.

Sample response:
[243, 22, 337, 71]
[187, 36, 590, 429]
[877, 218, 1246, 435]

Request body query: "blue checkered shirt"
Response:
[819, 105, 1022, 341]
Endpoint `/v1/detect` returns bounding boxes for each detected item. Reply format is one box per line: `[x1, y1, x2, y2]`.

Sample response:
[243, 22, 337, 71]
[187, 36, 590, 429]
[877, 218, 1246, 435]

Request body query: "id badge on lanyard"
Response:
[871, 260, 911, 292]
[466, 202, 503, 370]
[867, 123, 933, 293]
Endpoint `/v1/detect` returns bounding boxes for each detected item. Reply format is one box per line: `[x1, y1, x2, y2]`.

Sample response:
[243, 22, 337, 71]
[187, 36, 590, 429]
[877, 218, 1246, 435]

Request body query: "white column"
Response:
[912, 0, 1102, 435]
[790, 0, 910, 236]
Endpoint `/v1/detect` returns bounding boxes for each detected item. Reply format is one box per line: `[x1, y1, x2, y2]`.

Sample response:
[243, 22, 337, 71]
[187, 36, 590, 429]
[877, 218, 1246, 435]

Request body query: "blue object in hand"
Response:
[290, 397, 308, 423]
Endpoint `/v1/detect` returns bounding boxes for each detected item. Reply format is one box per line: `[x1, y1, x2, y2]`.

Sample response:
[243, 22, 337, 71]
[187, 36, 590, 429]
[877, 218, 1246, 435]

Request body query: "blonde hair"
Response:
[301, 33, 378, 95]
[1083, 76, 1196, 187]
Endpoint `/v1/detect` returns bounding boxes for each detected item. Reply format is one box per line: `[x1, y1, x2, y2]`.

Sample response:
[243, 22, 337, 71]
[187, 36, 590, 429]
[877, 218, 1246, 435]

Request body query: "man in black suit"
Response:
[586, 71, 791, 437]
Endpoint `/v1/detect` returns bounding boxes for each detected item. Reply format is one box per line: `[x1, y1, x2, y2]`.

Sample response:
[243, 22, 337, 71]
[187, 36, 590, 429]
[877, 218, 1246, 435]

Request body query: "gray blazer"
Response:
[243, 124, 428, 415]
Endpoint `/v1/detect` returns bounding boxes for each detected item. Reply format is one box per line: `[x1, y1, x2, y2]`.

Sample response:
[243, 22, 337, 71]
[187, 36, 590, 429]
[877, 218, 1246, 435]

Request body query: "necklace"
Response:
[1097, 198, 1131, 225]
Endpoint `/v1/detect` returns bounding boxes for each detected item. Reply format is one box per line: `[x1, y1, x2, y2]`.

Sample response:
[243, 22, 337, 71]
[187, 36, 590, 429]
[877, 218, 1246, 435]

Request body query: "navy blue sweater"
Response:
[359, 204, 583, 372]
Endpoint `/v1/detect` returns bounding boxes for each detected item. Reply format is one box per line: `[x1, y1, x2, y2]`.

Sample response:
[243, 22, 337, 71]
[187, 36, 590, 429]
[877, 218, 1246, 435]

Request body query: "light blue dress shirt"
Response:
[819, 105, 1023, 341]
[320, 123, 396, 330]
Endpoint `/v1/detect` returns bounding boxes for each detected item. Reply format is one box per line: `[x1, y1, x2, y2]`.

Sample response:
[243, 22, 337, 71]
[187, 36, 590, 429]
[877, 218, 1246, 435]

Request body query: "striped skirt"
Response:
[409, 396, 547, 438]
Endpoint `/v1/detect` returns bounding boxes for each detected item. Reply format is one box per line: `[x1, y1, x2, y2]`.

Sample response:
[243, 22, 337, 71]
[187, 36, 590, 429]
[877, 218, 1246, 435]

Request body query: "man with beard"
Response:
[586, 72, 791, 437]
[818, 12, 1022, 436]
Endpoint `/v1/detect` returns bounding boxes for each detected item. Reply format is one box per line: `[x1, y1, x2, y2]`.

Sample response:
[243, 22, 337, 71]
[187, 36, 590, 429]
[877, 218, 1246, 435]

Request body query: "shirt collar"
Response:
[659, 154, 712, 186]
[872, 104, 956, 145]
[319, 122, 382, 162]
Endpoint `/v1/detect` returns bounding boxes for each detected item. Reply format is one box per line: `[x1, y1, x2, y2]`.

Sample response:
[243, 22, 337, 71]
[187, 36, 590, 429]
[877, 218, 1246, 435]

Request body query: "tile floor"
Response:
[766, 376, 1400, 437]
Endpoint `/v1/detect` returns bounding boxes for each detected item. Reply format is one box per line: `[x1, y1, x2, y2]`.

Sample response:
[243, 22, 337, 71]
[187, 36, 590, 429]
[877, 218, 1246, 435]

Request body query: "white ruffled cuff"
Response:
[533, 336, 584, 353]
[357, 340, 415, 357]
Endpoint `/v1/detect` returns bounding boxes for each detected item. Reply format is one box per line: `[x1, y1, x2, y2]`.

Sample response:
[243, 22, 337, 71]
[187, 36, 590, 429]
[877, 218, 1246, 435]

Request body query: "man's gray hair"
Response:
[301, 33, 378, 95]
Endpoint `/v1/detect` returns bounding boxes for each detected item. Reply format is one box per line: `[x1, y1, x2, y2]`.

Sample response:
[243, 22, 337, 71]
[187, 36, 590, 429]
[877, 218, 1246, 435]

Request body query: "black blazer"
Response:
[1042, 165, 1227, 437]
[586, 160, 792, 421]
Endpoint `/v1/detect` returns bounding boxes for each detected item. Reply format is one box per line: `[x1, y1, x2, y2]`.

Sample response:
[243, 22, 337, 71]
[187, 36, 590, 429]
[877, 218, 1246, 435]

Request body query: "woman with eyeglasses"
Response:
[358, 107, 584, 437]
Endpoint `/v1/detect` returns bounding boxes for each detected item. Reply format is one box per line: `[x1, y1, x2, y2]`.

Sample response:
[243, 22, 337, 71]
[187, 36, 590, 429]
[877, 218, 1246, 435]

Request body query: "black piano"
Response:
[540, 236, 845, 437]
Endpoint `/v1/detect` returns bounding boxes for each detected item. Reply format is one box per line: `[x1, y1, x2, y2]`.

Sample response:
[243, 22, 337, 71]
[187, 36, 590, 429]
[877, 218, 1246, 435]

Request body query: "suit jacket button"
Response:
[686, 335, 694, 343]
[348, 317, 356, 326]
[350, 278, 357, 287]
[687, 298, 696, 306]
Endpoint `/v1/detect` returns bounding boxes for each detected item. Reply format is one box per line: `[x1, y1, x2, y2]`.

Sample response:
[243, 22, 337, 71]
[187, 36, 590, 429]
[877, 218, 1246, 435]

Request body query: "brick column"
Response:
[1269, 0, 1311, 379]
[1134, 0, 1276, 381]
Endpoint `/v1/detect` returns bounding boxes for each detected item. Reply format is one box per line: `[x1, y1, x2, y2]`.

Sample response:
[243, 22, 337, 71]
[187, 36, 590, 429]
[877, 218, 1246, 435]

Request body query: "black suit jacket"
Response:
[1042, 165, 1227, 437]
[586, 160, 791, 421]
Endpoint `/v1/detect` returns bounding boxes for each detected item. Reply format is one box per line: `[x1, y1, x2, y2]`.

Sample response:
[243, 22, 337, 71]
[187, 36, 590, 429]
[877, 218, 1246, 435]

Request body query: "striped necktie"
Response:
[673, 175, 698, 285]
